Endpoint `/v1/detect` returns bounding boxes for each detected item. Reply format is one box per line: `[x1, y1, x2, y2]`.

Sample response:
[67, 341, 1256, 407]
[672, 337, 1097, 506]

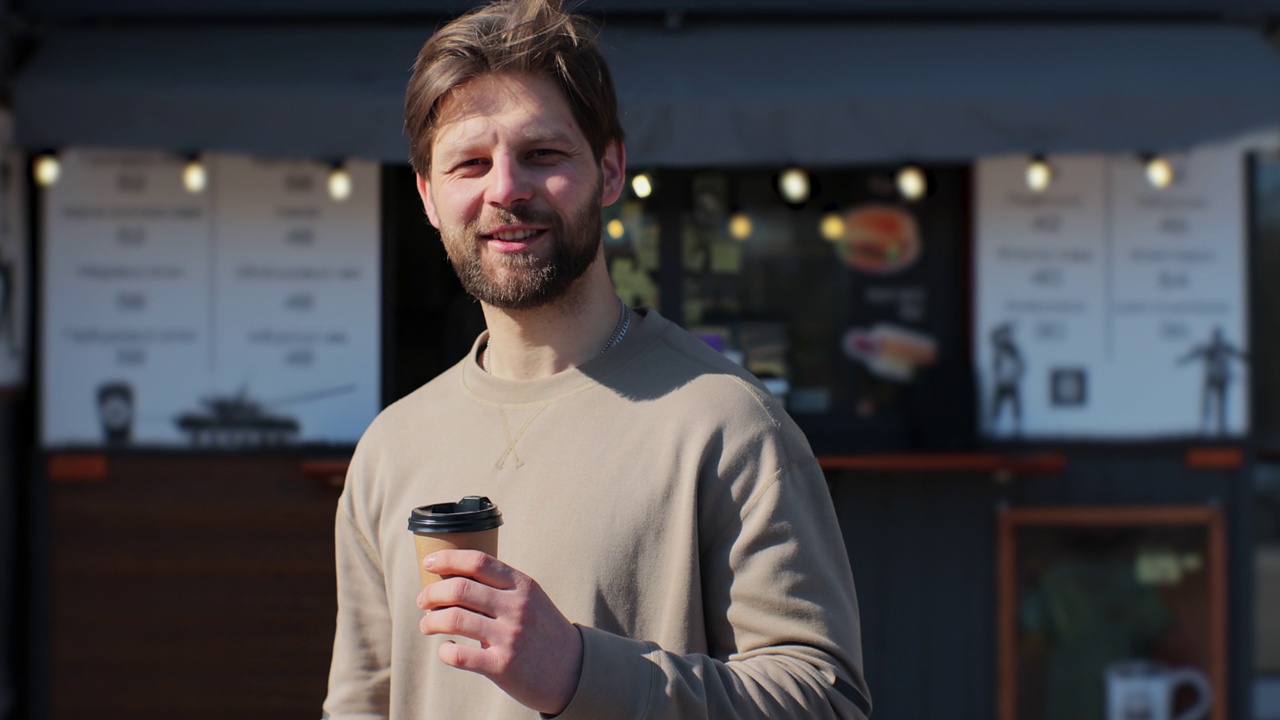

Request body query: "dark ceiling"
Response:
[12, 0, 1280, 21]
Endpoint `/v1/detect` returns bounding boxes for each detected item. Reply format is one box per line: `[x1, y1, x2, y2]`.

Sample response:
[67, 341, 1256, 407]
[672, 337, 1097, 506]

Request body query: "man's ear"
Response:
[600, 141, 626, 207]
[415, 173, 441, 229]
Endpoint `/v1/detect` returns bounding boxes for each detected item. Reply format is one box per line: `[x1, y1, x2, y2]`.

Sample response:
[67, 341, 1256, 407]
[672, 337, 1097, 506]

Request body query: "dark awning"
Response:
[14, 22, 1280, 166]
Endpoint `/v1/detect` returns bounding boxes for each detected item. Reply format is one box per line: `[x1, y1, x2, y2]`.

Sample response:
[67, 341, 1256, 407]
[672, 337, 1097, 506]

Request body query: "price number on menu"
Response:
[285, 348, 314, 367]
[1034, 319, 1068, 342]
[1158, 216, 1189, 236]
[115, 291, 147, 312]
[116, 226, 146, 247]
[1158, 270, 1190, 290]
[1161, 321, 1190, 341]
[116, 346, 146, 367]
[1030, 266, 1065, 288]
[284, 293, 315, 312]
[1031, 214, 1062, 234]
[285, 227, 315, 247]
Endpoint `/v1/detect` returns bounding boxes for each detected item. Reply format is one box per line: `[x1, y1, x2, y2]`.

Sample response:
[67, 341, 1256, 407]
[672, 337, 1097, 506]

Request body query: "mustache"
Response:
[474, 205, 556, 233]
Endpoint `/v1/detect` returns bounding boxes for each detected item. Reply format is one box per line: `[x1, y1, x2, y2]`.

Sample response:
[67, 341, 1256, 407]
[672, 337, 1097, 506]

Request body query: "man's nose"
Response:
[485, 156, 534, 207]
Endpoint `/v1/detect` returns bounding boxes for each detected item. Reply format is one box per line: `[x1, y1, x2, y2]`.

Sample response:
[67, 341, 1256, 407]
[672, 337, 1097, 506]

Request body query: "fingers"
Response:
[418, 575, 498, 615]
[423, 549, 519, 590]
[438, 638, 511, 676]
[413, 555, 582, 714]
[420, 604, 494, 645]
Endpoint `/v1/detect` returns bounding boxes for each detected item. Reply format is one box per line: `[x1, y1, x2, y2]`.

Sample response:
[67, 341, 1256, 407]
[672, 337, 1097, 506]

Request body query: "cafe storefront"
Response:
[5, 1, 1280, 719]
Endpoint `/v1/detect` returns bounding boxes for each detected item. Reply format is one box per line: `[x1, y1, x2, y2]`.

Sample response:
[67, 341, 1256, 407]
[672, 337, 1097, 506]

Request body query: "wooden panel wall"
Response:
[47, 454, 342, 720]
[38, 444, 1253, 720]
[0, 392, 26, 719]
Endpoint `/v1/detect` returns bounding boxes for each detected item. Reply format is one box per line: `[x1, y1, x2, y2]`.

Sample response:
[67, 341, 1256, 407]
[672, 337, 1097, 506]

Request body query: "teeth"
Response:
[493, 229, 537, 242]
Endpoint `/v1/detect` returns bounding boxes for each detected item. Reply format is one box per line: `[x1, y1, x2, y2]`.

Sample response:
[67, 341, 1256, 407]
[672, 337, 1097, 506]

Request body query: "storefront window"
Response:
[603, 182, 661, 310]
[673, 166, 975, 453]
[387, 164, 977, 453]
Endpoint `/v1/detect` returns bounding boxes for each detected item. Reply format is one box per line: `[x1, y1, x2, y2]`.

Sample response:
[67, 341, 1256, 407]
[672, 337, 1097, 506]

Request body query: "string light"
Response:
[182, 155, 208, 194]
[328, 162, 353, 201]
[896, 165, 927, 201]
[778, 167, 811, 204]
[33, 152, 61, 187]
[631, 173, 653, 199]
[1025, 155, 1052, 192]
[819, 211, 845, 242]
[606, 218, 625, 240]
[728, 212, 753, 241]
[1145, 155, 1175, 189]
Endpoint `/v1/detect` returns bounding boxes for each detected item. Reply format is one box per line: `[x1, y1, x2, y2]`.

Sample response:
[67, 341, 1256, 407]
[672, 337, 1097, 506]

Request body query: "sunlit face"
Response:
[416, 72, 624, 310]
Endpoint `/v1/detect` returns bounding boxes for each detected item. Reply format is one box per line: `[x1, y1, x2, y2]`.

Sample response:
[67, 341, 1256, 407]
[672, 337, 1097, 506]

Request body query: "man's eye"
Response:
[529, 149, 561, 160]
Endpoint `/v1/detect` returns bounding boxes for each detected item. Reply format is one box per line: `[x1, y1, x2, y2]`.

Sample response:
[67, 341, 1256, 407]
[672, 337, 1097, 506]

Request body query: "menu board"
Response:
[975, 148, 1248, 439]
[42, 149, 380, 448]
[0, 113, 27, 387]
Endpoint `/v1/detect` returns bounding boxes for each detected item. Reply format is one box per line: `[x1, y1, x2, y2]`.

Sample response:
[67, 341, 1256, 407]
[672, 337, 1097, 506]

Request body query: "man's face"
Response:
[416, 72, 624, 310]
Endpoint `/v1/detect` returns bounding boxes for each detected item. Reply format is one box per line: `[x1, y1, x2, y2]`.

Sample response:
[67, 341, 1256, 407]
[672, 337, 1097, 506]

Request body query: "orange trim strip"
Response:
[300, 458, 350, 487]
[819, 452, 1066, 475]
[1185, 446, 1245, 470]
[47, 453, 109, 483]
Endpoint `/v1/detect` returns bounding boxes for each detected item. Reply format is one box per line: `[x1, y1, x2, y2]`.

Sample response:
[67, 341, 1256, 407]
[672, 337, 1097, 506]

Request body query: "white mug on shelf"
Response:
[1105, 660, 1212, 720]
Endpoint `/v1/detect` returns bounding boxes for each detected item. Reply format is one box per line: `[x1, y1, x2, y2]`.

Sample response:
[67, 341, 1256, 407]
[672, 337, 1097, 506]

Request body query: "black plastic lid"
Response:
[408, 496, 503, 534]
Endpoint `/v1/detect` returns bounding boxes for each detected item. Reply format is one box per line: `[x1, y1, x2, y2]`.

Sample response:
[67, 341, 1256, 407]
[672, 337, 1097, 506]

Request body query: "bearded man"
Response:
[323, 1, 871, 717]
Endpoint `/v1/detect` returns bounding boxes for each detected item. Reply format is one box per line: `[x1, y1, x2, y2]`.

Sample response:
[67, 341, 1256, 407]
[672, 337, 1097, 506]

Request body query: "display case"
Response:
[997, 506, 1227, 720]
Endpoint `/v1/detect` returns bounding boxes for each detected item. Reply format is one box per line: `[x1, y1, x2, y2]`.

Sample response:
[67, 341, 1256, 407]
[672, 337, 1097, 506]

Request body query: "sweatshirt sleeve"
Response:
[322, 486, 394, 720]
[554, 457, 871, 720]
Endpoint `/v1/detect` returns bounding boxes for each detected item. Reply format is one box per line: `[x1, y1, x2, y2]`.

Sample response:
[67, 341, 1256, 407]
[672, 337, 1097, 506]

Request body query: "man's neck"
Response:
[480, 263, 623, 380]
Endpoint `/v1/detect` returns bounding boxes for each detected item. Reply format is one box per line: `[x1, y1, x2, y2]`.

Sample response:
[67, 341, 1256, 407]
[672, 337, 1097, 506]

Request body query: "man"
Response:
[323, 0, 871, 717]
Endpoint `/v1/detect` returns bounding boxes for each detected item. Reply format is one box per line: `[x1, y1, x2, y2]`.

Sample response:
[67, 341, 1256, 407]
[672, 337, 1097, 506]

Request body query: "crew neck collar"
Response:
[460, 306, 668, 405]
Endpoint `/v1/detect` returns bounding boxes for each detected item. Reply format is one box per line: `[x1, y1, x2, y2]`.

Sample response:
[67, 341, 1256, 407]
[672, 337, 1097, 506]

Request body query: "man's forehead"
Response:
[433, 73, 579, 145]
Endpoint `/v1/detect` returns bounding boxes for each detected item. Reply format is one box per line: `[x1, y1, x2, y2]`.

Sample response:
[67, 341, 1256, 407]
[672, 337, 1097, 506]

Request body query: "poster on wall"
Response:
[41, 149, 380, 448]
[975, 147, 1247, 439]
[0, 112, 27, 387]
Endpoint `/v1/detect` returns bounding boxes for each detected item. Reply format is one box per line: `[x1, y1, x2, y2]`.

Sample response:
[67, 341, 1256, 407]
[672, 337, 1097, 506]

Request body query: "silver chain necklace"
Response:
[482, 298, 631, 374]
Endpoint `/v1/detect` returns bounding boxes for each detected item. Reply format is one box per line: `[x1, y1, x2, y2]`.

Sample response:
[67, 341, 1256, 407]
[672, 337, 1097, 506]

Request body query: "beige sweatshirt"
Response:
[323, 308, 871, 719]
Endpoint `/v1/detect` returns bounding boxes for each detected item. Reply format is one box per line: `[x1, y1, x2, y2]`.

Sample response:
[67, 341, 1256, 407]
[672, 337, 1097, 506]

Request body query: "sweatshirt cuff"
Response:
[549, 625, 655, 720]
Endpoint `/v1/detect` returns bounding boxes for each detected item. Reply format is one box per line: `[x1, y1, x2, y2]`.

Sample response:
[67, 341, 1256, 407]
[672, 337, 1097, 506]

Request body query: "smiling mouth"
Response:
[480, 226, 549, 252]
[486, 228, 542, 242]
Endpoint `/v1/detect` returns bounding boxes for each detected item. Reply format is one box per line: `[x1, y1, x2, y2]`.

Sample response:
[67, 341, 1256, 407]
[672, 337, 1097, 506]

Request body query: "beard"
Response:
[439, 186, 603, 311]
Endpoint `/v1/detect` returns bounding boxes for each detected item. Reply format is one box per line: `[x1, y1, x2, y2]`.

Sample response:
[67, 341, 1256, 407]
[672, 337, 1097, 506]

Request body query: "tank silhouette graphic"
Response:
[174, 384, 354, 447]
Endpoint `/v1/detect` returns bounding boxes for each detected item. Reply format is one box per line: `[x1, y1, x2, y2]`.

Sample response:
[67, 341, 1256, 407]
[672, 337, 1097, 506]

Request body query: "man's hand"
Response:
[417, 550, 583, 716]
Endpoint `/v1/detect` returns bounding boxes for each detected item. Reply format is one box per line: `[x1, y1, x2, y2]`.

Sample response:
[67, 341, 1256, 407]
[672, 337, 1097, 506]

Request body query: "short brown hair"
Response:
[403, 0, 625, 175]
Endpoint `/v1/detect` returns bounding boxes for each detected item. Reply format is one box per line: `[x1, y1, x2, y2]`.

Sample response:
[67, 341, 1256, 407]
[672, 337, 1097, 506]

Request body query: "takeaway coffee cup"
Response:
[408, 496, 503, 587]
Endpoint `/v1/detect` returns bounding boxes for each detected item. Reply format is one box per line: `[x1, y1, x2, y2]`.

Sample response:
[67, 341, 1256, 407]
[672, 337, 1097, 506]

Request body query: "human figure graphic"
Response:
[990, 322, 1024, 435]
[1177, 326, 1247, 436]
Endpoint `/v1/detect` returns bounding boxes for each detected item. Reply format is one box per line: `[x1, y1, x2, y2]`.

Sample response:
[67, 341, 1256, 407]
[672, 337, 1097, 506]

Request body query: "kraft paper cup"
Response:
[408, 496, 502, 588]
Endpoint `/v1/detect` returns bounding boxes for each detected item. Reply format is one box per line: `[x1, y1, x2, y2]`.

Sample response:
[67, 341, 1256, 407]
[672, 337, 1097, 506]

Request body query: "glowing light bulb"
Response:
[631, 173, 653, 199]
[778, 167, 811, 204]
[1025, 157, 1052, 192]
[896, 165, 926, 201]
[1145, 156, 1174, 189]
[328, 165, 353, 201]
[33, 153, 61, 187]
[728, 212, 753, 241]
[819, 212, 845, 242]
[606, 218, 625, 239]
[183, 158, 207, 193]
